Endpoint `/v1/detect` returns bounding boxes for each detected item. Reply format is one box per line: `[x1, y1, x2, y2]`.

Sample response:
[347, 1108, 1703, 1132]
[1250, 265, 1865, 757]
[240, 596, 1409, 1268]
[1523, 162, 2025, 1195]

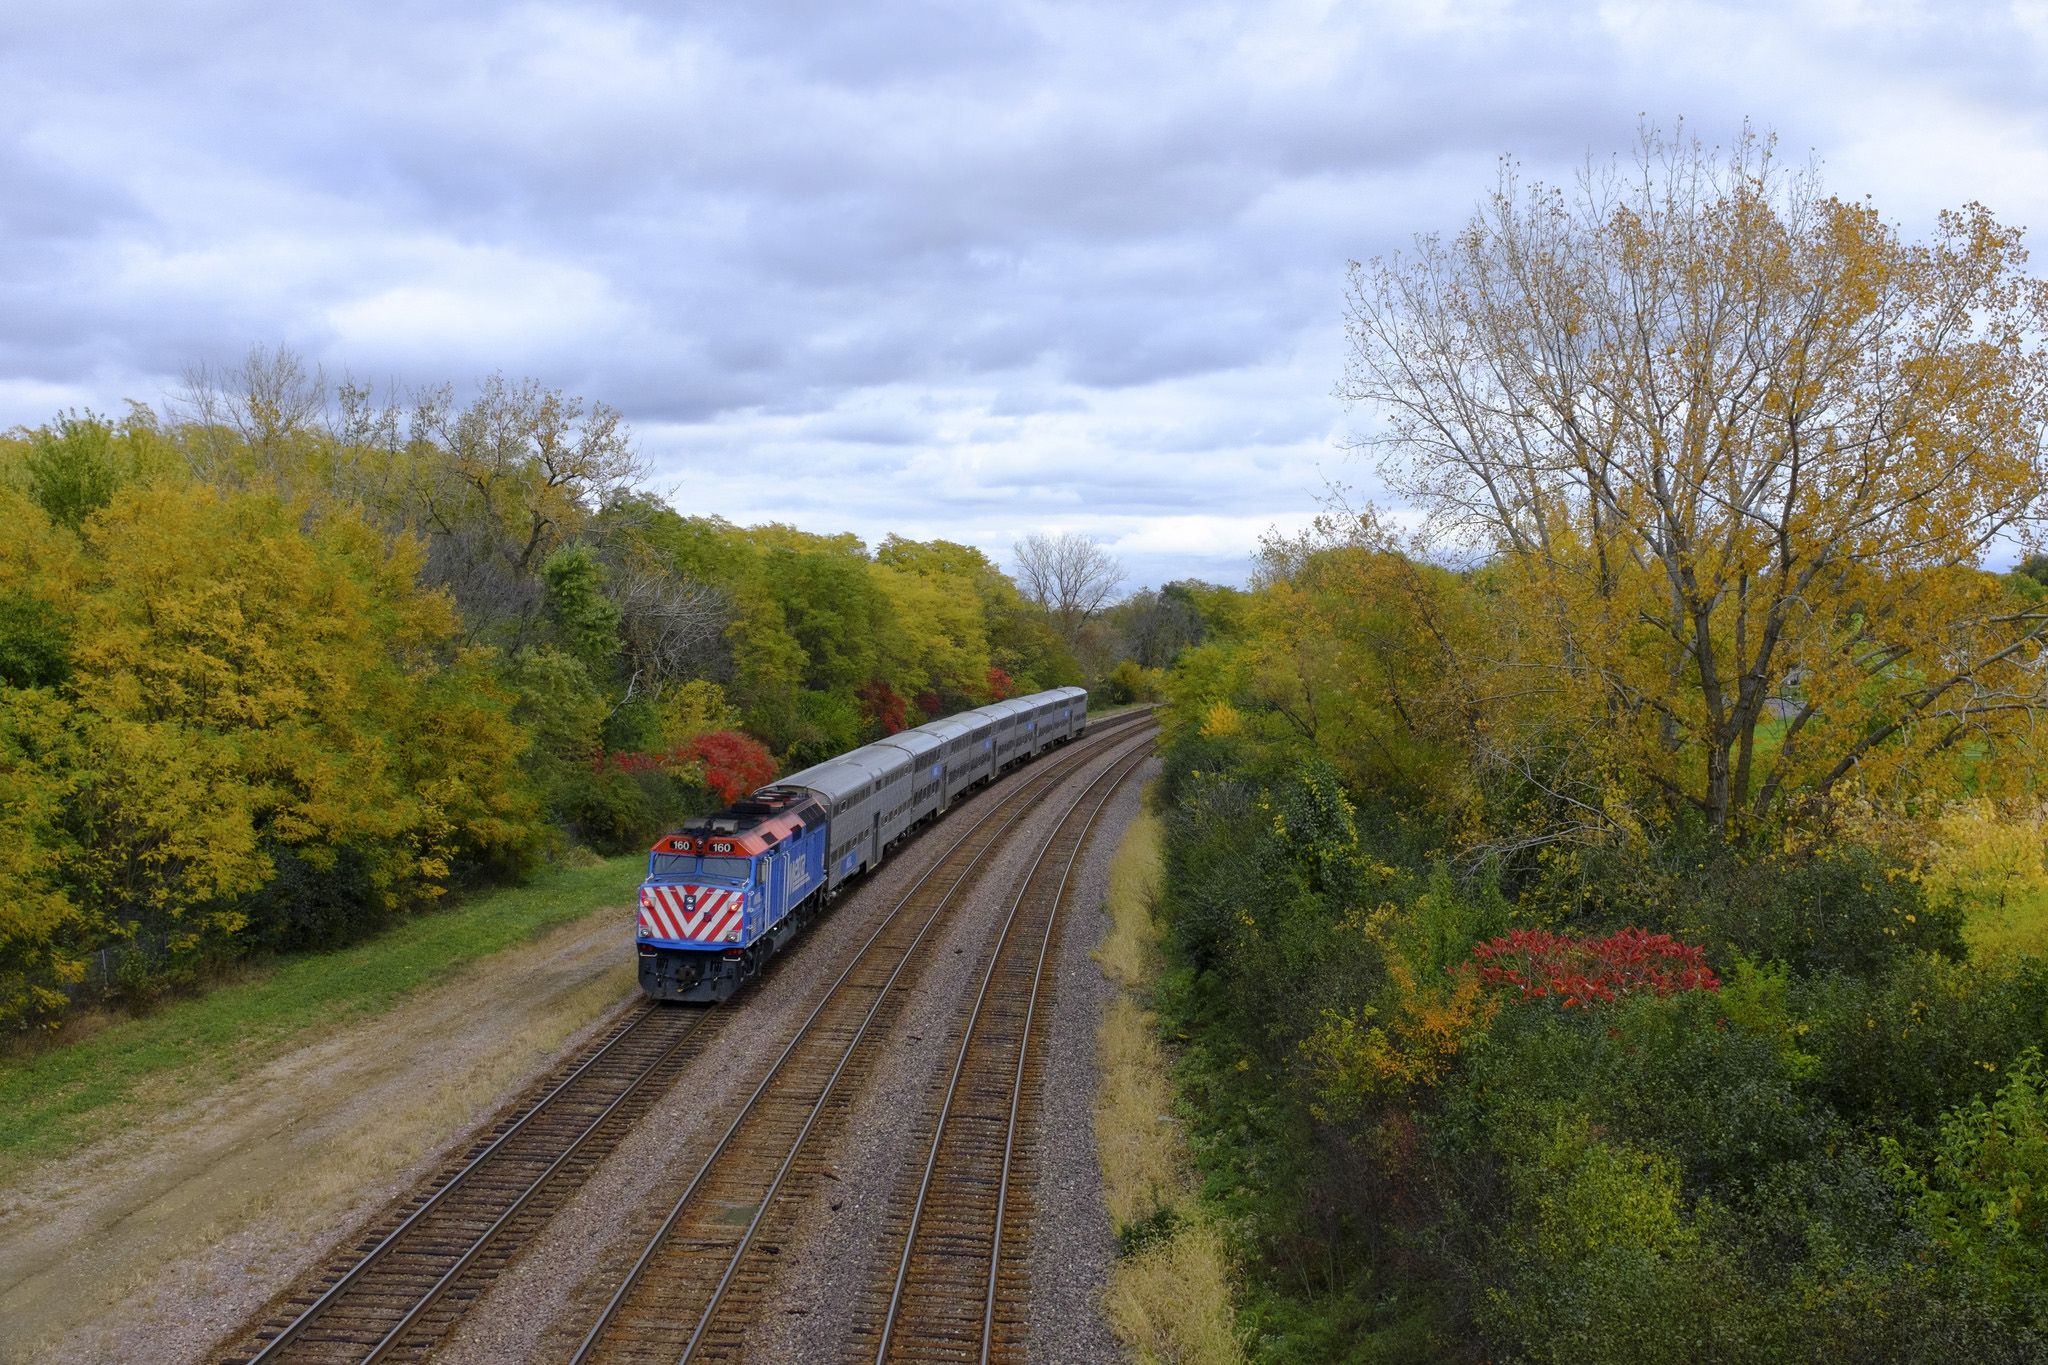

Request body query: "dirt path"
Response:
[0, 904, 639, 1365]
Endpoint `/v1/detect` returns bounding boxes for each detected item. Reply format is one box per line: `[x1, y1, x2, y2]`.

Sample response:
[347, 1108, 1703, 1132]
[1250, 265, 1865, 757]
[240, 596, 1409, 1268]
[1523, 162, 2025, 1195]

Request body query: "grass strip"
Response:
[0, 852, 642, 1174]
[1092, 798, 1244, 1365]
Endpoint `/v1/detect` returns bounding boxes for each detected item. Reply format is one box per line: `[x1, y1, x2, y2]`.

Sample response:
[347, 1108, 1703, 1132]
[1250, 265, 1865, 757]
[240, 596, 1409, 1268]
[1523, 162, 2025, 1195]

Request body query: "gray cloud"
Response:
[4, 0, 2046, 585]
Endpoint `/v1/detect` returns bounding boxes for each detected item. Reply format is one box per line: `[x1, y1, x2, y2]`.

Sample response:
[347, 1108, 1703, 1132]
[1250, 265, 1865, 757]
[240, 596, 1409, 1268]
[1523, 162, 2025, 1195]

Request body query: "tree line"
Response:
[0, 359, 1124, 1030]
[1143, 129, 2048, 1360]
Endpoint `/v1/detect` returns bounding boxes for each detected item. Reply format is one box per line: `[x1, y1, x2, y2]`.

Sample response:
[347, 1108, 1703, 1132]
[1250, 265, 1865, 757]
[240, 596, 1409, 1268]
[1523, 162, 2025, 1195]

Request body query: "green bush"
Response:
[1099, 658, 1163, 705]
[759, 689, 863, 769]
[1148, 699, 2048, 1361]
[1478, 1116, 1756, 1364]
[242, 846, 392, 952]
[1887, 1047, 2048, 1324]
[555, 764, 659, 855]
[1677, 843, 1964, 976]
[1801, 953, 2048, 1130]
[1448, 992, 1824, 1203]
[1525, 831, 1963, 977]
[1160, 770, 1268, 975]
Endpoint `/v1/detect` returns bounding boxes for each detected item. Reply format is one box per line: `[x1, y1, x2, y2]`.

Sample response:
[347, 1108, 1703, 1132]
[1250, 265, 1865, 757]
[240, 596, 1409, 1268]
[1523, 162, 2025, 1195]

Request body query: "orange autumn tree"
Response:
[1340, 125, 2048, 839]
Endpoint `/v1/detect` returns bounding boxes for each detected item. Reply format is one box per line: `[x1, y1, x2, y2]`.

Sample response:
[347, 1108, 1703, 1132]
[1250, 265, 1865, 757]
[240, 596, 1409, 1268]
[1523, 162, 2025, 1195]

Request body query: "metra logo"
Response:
[786, 860, 811, 892]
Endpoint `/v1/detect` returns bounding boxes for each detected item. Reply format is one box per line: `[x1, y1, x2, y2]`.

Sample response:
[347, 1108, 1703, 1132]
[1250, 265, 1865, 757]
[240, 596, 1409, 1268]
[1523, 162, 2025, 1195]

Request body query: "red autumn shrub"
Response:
[986, 666, 1014, 700]
[1470, 927, 1720, 1008]
[688, 730, 777, 802]
[858, 679, 908, 734]
[598, 730, 776, 804]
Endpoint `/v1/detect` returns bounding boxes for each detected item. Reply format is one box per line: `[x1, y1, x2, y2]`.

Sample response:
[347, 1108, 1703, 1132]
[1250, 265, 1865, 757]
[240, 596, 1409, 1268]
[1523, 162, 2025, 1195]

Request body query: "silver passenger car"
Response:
[871, 725, 947, 829]
[779, 756, 884, 889]
[1043, 685, 1088, 743]
[973, 697, 1037, 770]
[912, 713, 986, 810]
[838, 741, 918, 849]
[781, 687, 1090, 891]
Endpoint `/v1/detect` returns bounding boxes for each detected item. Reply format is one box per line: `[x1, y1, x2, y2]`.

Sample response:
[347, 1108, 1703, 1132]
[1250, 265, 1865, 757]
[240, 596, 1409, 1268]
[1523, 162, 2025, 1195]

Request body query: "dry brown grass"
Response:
[1094, 798, 1244, 1365]
[1097, 995, 1182, 1230]
[1094, 802, 1163, 994]
[1105, 1219, 1244, 1365]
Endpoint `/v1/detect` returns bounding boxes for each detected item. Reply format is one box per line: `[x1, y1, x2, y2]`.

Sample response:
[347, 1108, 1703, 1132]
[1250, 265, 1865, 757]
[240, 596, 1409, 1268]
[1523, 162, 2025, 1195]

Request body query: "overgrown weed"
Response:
[1095, 799, 1245, 1364]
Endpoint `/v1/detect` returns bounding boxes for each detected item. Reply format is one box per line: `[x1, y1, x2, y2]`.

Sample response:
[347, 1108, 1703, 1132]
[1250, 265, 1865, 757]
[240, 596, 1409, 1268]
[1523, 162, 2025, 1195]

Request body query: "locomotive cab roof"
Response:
[653, 785, 823, 858]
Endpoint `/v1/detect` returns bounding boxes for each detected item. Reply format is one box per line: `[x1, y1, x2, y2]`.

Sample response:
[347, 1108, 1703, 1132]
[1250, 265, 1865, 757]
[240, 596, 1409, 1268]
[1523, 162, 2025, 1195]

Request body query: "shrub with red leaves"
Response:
[598, 730, 776, 804]
[1470, 927, 1720, 1008]
[688, 730, 777, 802]
[858, 679, 908, 734]
[986, 666, 1013, 700]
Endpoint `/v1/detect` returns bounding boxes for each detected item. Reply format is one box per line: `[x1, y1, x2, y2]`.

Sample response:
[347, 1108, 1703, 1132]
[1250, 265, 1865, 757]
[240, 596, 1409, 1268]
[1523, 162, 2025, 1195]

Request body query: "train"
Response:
[635, 686, 1091, 1002]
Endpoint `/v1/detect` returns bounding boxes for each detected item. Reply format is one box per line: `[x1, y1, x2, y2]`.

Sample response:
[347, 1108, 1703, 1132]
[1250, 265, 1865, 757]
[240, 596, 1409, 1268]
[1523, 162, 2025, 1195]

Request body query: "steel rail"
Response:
[872, 741, 1149, 1364]
[357, 1013, 705, 1361]
[358, 711, 1150, 1363]
[231, 707, 1147, 1365]
[245, 999, 674, 1362]
[683, 737, 1153, 1364]
[570, 726, 1154, 1364]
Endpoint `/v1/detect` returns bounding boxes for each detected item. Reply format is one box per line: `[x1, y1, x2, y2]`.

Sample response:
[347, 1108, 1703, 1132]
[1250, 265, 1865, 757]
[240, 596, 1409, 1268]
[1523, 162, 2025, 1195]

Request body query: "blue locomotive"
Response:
[636, 686, 1090, 1002]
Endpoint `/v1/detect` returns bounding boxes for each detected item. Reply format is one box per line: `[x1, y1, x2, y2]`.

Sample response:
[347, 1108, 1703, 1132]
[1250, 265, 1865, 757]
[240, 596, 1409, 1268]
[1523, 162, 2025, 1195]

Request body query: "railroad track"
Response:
[216, 709, 1150, 1365]
[864, 737, 1149, 1362]
[567, 727, 1155, 1364]
[220, 999, 714, 1365]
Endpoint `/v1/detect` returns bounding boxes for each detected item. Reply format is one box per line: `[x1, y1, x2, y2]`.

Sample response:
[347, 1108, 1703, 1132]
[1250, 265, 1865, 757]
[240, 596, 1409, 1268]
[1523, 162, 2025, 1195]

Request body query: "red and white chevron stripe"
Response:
[637, 883, 747, 943]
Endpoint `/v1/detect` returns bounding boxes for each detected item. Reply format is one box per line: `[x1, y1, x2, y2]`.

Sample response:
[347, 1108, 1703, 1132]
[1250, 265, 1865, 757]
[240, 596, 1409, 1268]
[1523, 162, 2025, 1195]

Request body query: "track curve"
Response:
[568, 728, 1155, 1365]
[214, 709, 1151, 1365]
[867, 742, 1150, 1363]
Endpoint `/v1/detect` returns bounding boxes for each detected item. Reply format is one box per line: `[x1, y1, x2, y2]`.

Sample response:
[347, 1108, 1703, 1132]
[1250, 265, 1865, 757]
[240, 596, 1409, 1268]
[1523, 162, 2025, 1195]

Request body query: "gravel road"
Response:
[0, 908, 639, 1365]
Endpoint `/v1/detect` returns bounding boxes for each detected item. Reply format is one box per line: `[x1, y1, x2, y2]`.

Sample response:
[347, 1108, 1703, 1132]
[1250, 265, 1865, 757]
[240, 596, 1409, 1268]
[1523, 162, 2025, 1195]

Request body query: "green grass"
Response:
[1965, 883, 2048, 960]
[0, 852, 642, 1173]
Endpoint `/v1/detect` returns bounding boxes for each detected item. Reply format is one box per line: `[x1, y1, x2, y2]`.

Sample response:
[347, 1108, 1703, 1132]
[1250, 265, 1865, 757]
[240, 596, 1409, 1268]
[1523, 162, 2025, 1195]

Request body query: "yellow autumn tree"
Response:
[0, 490, 91, 1020]
[1921, 799, 2048, 916]
[871, 560, 994, 704]
[1341, 124, 2048, 838]
[1245, 524, 1489, 821]
[59, 484, 538, 974]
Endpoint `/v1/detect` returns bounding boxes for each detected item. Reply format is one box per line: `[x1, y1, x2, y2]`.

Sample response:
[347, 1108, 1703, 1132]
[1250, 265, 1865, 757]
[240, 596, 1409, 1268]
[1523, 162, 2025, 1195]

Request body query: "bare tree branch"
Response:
[1012, 531, 1125, 647]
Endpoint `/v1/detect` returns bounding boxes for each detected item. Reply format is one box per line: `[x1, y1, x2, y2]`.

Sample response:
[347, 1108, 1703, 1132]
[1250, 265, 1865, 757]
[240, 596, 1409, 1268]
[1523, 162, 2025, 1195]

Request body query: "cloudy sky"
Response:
[5, 1, 2045, 587]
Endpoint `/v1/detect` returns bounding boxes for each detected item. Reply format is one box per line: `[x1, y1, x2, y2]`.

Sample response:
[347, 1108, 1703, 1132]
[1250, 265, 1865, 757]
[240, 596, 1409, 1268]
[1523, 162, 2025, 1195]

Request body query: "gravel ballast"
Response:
[1024, 756, 1155, 1364]
[436, 729, 1152, 1363]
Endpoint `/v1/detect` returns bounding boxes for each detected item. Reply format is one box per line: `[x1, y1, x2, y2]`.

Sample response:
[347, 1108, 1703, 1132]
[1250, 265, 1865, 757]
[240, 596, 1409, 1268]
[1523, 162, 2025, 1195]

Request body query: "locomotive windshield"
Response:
[649, 853, 753, 880]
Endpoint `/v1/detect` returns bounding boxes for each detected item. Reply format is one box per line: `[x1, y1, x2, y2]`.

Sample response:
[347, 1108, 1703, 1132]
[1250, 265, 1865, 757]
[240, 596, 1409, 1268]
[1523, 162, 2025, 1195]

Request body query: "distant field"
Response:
[0, 853, 641, 1175]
